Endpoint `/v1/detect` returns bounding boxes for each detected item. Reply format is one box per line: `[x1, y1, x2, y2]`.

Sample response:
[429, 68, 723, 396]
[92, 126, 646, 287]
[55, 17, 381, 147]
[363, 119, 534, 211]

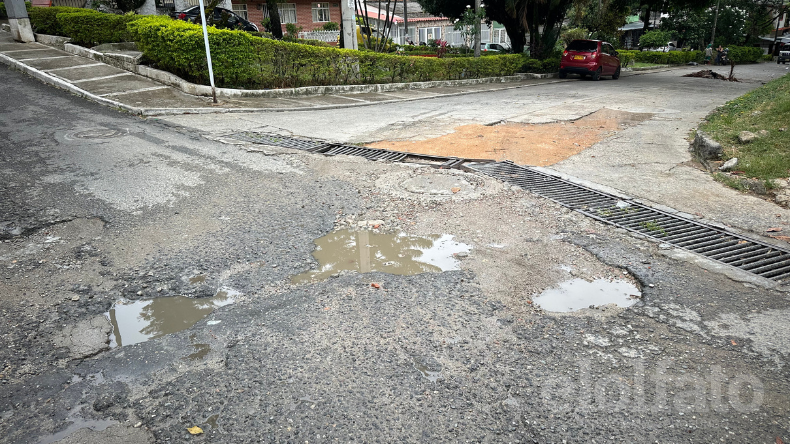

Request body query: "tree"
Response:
[114, 0, 145, 13]
[418, 0, 529, 53]
[638, 28, 673, 47]
[266, 0, 284, 39]
[567, 0, 631, 43]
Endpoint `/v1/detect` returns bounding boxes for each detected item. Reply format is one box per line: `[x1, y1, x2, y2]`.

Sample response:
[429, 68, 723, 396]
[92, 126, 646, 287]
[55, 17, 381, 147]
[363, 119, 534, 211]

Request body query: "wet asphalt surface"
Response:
[1, 63, 789, 443]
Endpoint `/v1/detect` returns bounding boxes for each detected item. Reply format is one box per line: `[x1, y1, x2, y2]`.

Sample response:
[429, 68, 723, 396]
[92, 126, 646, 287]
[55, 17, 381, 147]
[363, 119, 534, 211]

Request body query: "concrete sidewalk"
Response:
[0, 30, 572, 116]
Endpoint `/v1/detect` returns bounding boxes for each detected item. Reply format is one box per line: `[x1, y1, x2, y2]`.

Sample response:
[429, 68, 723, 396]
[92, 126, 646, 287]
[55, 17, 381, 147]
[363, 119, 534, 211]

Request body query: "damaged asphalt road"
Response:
[1, 64, 790, 443]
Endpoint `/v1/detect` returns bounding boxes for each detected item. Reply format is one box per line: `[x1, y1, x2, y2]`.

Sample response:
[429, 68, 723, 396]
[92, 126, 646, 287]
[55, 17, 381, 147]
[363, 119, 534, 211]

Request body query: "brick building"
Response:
[230, 0, 342, 34]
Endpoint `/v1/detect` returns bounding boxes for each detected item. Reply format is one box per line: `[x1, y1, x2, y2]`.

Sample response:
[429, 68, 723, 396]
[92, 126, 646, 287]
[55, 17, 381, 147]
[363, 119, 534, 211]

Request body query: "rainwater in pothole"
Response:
[412, 357, 443, 383]
[36, 412, 117, 444]
[532, 278, 641, 312]
[106, 289, 237, 347]
[292, 229, 471, 283]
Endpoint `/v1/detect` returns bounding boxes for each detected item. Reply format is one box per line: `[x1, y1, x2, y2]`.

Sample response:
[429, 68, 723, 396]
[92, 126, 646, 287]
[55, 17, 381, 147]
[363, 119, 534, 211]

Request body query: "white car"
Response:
[480, 43, 510, 52]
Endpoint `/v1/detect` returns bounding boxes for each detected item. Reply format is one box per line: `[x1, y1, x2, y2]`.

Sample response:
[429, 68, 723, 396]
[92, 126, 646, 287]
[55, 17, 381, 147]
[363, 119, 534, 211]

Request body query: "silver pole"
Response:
[197, 0, 218, 103]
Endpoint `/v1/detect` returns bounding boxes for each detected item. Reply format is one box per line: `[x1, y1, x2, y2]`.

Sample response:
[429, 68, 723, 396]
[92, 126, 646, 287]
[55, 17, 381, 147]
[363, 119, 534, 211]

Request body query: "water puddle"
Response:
[36, 412, 117, 444]
[186, 343, 211, 361]
[532, 278, 641, 312]
[189, 275, 207, 284]
[412, 357, 443, 383]
[107, 290, 235, 347]
[205, 414, 219, 430]
[292, 229, 471, 284]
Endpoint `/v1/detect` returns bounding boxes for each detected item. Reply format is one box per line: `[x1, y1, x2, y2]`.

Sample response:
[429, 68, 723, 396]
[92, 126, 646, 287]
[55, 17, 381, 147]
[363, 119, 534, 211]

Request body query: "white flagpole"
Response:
[197, 0, 218, 103]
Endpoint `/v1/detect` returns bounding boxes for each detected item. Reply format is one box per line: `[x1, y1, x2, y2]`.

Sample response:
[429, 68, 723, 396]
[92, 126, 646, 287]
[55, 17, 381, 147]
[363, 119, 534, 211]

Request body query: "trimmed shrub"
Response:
[617, 49, 701, 65]
[127, 16, 523, 89]
[518, 55, 560, 73]
[727, 46, 763, 63]
[29, 6, 93, 36]
[57, 11, 139, 45]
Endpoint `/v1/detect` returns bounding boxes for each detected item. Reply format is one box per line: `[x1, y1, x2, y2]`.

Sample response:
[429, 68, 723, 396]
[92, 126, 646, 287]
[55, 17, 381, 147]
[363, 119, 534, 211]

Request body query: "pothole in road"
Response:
[106, 289, 238, 347]
[532, 278, 641, 312]
[366, 108, 652, 166]
[291, 229, 471, 284]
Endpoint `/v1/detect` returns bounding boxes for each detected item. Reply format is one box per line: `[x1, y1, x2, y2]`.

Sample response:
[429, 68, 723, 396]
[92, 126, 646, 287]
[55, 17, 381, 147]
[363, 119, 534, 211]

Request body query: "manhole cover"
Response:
[69, 128, 128, 139]
[375, 169, 503, 201]
[401, 175, 475, 195]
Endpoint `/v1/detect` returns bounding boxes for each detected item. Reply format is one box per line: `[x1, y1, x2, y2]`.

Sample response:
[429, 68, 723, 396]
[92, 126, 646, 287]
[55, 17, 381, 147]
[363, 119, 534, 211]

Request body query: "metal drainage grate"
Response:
[234, 132, 474, 168]
[469, 161, 790, 282]
[232, 132, 325, 151]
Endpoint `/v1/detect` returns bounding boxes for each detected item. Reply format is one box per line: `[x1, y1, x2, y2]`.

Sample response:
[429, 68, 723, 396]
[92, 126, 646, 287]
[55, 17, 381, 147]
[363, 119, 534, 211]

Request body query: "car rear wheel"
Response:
[592, 67, 602, 81]
[558, 71, 568, 79]
[612, 66, 621, 80]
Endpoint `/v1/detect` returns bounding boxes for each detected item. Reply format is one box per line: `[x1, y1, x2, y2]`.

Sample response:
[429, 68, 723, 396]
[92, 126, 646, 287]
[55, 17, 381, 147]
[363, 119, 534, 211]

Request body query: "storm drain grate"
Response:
[321, 145, 409, 162]
[232, 132, 325, 151]
[233, 132, 468, 167]
[469, 161, 790, 282]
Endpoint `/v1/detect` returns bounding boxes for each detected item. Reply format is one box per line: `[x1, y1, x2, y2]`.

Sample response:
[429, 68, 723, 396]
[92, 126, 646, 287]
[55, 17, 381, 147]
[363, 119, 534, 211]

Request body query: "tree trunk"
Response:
[641, 4, 651, 33]
[266, 0, 283, 39]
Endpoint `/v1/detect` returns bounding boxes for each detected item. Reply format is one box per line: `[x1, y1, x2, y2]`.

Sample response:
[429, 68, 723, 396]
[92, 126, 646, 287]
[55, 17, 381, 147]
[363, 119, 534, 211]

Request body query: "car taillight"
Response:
[178, 13, 185, 19]
[563, 50, 568, 57]
[591, 52, 597, 59]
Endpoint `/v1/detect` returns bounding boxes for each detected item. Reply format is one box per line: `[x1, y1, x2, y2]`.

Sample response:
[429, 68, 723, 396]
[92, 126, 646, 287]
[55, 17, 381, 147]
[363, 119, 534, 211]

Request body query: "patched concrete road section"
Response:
[2, 64, 790, 444]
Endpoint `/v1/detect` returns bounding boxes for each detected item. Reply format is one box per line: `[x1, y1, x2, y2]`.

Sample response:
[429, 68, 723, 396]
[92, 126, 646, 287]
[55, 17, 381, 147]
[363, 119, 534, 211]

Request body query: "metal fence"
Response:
[298, 30, 340, 43]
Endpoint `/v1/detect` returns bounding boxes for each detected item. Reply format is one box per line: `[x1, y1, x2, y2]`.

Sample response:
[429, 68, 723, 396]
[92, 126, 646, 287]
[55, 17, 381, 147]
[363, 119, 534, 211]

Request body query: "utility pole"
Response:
[772, 4, 785, 56]
[403, 0, 409, 44]
[710, 0, 721, 46]
[473, 0, 481, 57]
[342, 0, 358, 49]
[5, 0, 34, 43]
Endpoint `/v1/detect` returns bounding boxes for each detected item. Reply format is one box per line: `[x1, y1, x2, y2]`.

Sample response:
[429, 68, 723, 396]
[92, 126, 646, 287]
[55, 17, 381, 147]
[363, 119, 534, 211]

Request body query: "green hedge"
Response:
[727, 46, 763, 63]
[617, 47, 762, 66]
[127, 16, 523, 89]
[618, 50, 702, 65]
[57, 11, 138, 45]
[519, 56, 560, 73]
[29, 6, 93, 36]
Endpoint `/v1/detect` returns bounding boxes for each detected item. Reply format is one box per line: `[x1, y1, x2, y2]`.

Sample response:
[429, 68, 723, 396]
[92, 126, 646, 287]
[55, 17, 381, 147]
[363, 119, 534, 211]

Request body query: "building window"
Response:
[418, 27, 441, 44]
[262, 3, 297, 24]
[231, 3, 247, 19]
[312, 2, 330, 22]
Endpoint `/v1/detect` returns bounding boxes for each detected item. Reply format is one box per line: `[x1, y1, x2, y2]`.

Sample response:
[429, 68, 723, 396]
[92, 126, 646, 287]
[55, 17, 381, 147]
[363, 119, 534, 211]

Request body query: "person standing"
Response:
[704, 44, 713, 65]
[715, 45, 724, 65]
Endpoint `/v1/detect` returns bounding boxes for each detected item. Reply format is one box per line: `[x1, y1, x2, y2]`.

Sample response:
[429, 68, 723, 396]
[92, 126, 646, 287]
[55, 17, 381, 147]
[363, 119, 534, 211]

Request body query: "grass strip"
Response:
[699, 73, 790, 181]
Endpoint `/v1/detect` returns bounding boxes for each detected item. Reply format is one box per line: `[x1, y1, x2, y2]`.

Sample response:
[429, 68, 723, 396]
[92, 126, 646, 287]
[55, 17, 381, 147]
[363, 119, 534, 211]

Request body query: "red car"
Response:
[559, 39, 621, 81]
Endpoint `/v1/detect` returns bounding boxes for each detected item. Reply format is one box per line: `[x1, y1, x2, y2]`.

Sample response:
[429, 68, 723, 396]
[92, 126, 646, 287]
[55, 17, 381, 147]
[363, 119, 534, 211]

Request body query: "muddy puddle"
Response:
[533, 278, 641, 312]
[366, 108, 652, 166]
[107, 289, 237, 347]
[292, 229, 471, 283]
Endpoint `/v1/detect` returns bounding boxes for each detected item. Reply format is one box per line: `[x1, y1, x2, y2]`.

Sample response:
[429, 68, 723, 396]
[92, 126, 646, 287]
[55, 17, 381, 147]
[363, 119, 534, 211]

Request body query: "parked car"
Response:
[559, 39, 621, 81]
[778, 42, 790, 64]
[170, 6, 259, 32]
[480, 42, 510, 52]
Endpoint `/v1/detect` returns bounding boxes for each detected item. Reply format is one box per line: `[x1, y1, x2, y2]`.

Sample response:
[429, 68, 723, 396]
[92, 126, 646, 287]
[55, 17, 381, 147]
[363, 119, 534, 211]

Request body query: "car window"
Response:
[567, 40, 598, 52]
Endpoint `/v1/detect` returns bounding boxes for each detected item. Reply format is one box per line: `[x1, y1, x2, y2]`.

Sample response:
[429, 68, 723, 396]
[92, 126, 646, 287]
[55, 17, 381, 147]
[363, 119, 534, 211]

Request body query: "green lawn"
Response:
[630, 62, 665, 68]
[699, 73, 790, 181]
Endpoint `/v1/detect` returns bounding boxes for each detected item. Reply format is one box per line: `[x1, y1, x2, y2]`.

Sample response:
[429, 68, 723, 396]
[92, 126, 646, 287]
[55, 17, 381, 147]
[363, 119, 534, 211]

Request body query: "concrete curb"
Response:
[0, 52, 144, 116]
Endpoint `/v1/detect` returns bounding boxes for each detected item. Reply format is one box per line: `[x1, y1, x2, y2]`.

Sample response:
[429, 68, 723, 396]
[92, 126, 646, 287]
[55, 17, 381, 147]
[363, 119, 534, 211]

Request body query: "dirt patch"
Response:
[366, 108, 652, 166]
[683, 69, 739, 82]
